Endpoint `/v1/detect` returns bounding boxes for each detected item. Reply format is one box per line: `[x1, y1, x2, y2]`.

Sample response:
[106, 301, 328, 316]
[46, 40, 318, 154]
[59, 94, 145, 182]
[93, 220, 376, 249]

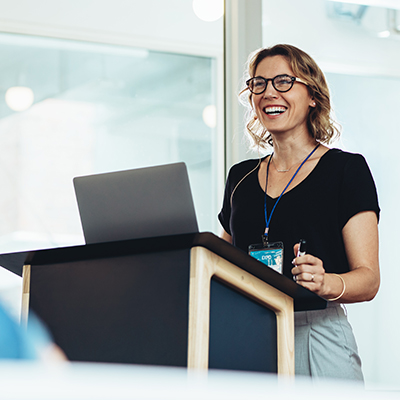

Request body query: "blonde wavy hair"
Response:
[241, 44, 340, 149]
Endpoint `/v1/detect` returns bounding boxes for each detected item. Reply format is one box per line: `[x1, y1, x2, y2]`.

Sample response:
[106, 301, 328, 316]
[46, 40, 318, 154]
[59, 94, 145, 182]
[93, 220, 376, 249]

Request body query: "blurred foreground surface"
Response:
[0, 362, 398, 400]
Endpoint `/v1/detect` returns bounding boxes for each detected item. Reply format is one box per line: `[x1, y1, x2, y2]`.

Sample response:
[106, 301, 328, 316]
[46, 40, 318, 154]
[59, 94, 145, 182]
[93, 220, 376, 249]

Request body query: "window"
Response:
[0, 33, 220, 254]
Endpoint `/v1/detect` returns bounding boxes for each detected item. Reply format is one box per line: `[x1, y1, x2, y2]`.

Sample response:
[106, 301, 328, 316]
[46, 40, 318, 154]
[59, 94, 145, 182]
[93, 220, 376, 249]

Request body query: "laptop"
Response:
[73, 162, 198, 244]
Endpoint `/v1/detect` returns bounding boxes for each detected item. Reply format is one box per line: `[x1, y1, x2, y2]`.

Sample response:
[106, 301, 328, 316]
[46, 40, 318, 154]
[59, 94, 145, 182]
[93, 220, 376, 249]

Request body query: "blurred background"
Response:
[0, 0, 398, 391]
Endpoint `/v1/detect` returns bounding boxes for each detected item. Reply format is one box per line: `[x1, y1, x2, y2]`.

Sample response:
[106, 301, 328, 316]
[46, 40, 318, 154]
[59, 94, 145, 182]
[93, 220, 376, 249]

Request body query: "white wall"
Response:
[262, 0, 400, 76]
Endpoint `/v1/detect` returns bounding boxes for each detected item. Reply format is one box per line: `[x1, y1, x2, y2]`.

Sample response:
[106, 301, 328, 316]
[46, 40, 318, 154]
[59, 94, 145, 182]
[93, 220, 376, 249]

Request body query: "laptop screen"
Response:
[73, 162, 198, 244]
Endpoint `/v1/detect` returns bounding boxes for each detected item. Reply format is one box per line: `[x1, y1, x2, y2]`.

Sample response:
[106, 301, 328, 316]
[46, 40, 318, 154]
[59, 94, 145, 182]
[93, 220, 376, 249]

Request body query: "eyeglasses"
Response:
[246, 74, 307, 94]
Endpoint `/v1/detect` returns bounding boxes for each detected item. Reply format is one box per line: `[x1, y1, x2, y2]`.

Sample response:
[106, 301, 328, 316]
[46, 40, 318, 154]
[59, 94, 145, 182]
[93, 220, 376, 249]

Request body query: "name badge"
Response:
[248, 241, 284, 274]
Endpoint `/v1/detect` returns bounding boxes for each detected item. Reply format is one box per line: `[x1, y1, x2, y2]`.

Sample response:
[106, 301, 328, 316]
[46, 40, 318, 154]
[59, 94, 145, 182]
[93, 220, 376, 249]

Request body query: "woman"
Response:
[218, 44, 380, 380]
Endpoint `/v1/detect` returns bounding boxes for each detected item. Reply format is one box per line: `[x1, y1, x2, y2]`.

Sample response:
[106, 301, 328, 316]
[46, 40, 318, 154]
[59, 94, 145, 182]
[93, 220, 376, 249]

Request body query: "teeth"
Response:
[265, 107, 286, 115]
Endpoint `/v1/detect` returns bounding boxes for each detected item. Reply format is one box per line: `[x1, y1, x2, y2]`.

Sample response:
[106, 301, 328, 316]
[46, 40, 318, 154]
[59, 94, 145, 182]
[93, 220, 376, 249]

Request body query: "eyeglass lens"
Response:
[247, 75, 294, 94]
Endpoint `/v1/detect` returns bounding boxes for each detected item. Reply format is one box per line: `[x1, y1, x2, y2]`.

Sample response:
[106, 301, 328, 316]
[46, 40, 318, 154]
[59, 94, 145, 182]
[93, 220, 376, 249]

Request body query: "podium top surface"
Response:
[0, 232, 326, 312]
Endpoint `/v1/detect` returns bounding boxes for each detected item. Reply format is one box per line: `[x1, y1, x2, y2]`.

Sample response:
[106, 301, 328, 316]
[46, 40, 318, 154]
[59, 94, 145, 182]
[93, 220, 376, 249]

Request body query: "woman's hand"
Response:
[291, 244, 348, 300]
[291, 243, 327, 295]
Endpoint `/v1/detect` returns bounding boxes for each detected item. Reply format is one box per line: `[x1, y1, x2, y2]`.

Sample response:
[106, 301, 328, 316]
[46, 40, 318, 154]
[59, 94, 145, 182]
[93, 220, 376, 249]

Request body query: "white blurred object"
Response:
[0, 362, 398, 400]
[192, 0, 224, 22]
[5, 86, 34, 112]
[202, 105, 217, 128]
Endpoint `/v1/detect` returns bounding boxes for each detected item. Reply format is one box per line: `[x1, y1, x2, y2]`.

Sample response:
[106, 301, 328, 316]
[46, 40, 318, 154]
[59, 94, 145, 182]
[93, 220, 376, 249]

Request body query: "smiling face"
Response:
[251, 55, 315, 140]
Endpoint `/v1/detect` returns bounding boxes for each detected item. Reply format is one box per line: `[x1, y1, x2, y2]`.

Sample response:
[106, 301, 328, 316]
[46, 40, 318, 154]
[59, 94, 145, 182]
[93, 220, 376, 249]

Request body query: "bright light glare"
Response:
[5, 86, 34, 111]
[192, 0, 224, 22]
[202, 105, 217, 128]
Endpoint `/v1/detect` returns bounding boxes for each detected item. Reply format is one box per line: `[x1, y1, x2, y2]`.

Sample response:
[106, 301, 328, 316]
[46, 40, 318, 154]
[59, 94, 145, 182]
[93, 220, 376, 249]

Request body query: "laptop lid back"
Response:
[73, 162, 198, 244]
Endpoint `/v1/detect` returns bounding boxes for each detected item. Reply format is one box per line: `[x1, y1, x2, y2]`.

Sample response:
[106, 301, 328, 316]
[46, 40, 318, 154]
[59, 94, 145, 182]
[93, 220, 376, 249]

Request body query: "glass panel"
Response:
[262, 0, 400, 389]
[0, 33, 218, 255]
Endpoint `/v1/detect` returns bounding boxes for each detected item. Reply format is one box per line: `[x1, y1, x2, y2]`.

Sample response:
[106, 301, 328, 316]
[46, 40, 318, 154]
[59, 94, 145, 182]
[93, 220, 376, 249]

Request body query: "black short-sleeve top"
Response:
[218, 149, 380, 278]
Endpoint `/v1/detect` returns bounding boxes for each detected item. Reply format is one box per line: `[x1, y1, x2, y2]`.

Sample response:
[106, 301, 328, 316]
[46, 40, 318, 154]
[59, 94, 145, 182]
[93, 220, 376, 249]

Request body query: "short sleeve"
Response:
[218, 159, 261, 236]
[218, 169, 234, 235]
[338, 154, 380, 229]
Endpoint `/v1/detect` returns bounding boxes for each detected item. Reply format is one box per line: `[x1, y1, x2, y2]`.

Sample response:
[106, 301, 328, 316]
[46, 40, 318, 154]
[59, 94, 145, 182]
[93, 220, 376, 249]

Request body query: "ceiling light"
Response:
[5, 86, 34, 112]
[192, 0, 224, 22]
[202, 105, 217, 128]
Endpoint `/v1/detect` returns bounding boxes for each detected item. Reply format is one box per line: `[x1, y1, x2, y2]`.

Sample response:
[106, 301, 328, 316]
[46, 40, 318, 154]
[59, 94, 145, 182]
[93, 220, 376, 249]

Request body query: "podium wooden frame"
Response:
[188, 246, 294, 375]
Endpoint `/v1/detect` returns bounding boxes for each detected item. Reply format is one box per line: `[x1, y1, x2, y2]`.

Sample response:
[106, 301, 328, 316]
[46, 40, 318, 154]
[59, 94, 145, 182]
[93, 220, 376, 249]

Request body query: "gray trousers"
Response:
[295, 303, 364, 381]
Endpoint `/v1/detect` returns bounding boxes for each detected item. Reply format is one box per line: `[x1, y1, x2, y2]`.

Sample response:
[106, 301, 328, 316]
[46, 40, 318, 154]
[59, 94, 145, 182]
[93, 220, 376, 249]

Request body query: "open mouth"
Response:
[264, 106, 287, 116]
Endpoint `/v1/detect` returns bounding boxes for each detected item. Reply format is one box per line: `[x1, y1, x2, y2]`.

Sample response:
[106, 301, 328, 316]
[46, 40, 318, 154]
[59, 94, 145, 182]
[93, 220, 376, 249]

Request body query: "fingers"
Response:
[292, 253, 323, 271]
[291, 254, 319, 276]
[291, 253, 325, 291]
[292, 267, 321, 292]
[293, 271, 315, 282]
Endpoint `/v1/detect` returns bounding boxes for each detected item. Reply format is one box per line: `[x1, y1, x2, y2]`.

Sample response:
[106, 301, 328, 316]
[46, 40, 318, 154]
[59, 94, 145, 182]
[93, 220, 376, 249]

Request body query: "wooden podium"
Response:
[0, 232, 326, 375]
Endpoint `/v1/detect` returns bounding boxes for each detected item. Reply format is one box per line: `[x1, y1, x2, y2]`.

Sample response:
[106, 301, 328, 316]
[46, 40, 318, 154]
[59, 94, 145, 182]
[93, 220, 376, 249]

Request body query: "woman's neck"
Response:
[270, 134, 319, 171]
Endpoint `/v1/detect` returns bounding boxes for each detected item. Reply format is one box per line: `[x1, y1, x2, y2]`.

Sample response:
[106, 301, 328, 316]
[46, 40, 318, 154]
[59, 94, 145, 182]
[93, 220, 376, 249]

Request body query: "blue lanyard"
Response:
[263, 144, 320, 241]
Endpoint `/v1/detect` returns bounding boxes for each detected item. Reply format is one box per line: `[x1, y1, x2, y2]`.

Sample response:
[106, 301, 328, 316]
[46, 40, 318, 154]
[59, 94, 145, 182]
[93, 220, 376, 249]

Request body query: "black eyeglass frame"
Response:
[246, 74, 307, 94]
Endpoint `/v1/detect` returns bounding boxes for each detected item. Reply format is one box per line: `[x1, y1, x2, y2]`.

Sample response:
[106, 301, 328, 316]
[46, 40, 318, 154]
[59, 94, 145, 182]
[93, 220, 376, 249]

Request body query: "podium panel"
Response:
[209, 278, 277, 373]
[29, 250, 190, 366]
